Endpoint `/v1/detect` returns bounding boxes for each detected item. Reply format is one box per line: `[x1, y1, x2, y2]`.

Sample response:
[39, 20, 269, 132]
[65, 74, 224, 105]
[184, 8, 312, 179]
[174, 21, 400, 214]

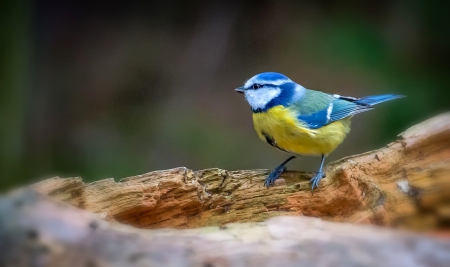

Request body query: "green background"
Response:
[1, 0, 449, 190]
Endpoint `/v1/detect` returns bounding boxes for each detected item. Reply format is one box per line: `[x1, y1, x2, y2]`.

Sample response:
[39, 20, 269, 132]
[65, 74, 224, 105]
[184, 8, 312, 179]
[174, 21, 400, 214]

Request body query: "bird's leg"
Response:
[264, 156, 296, 187]
[310, 155, 326, 192]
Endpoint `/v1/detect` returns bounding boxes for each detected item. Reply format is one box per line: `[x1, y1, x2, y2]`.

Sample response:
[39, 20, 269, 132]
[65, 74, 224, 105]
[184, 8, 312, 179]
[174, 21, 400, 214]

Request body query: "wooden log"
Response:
[1, 190, 449, 267]
[31, 113, 450, 231]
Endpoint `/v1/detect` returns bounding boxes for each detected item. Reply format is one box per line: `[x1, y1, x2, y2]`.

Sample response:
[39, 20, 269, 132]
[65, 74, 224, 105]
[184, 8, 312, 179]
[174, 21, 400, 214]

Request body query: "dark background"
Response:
[1, 0, 449, 190]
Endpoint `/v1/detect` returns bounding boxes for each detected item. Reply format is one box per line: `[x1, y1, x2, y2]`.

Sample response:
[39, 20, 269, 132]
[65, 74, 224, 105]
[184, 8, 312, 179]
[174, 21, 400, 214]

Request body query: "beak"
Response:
[235, 86, 245, 94]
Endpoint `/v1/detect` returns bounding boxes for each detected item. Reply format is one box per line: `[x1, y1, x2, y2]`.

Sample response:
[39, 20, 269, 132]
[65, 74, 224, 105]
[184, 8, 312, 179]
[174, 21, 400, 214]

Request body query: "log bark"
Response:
[31, 113, 450, 231]
[1, 190, 449, 267]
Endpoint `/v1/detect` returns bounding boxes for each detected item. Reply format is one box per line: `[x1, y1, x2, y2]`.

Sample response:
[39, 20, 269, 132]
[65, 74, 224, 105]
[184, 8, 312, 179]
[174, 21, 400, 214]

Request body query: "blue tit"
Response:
[235, 72, 404, 191]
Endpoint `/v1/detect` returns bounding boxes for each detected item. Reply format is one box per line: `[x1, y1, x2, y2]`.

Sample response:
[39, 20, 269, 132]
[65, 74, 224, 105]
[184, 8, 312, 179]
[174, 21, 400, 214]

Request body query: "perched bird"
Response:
[235, 72, 404, 191]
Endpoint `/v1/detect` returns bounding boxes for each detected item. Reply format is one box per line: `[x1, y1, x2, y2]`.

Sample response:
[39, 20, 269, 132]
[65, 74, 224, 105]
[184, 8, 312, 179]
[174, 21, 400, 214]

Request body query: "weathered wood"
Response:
[1, 190, 449, 267]
[31, 113, 450, 231]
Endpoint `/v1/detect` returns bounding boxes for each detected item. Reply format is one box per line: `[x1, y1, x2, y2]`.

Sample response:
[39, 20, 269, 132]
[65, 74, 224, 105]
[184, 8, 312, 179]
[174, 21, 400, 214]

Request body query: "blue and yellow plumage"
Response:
[235, 72, 404, 191]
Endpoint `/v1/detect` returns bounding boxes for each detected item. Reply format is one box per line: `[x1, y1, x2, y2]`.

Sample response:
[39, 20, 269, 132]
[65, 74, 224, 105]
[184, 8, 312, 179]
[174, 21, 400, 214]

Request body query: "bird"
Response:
[235, 72, 404, 191]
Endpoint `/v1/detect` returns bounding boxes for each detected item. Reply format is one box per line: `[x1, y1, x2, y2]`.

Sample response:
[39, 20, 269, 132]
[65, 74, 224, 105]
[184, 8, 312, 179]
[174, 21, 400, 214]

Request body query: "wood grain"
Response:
[1, 190, 449, 267]
[31, 113, 450, 231]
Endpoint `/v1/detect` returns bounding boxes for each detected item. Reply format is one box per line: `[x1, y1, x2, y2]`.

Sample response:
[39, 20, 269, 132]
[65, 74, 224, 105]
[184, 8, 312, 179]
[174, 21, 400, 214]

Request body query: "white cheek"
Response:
[244, 88, 281, 110]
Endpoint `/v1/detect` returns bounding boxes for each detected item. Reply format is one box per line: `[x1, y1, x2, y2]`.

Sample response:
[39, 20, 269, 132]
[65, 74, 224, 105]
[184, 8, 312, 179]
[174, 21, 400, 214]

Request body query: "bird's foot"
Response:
[310, 171, 326, 192]
[264, 165, 287, 187]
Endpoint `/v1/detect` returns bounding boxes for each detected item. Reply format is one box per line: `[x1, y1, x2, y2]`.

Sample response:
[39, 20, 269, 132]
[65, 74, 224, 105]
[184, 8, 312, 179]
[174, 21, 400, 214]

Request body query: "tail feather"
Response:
[354, 94, 405, 106]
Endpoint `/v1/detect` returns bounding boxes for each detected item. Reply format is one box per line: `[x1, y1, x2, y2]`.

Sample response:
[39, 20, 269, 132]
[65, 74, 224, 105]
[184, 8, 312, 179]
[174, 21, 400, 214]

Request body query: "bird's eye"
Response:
[252, 84, 262, 89]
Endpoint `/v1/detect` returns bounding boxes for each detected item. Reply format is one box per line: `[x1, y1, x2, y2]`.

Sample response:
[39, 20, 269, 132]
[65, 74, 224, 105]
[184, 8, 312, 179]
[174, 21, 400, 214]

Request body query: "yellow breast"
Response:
[252, 105, 351, 155]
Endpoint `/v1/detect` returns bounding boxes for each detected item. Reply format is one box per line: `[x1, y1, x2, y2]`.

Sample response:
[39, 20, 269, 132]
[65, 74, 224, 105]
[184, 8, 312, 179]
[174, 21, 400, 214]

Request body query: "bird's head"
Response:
[235, 72, 305, 112]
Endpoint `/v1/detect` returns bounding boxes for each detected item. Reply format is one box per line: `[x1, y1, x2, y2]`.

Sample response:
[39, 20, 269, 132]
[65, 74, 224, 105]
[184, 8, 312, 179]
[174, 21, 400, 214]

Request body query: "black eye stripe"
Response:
[249, 83, 280, 89]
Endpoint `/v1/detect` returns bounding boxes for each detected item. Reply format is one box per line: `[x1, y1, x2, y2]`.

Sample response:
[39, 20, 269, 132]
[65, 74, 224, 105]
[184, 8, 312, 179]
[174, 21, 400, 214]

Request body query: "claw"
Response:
[264, 156, 296, 188]
[264, 166, 286, 187]
[310, 171, 325, 192]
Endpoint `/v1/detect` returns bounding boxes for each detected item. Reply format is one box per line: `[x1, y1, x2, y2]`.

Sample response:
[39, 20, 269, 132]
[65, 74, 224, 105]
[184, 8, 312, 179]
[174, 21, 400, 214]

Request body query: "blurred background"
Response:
[1, 0, 449, 190]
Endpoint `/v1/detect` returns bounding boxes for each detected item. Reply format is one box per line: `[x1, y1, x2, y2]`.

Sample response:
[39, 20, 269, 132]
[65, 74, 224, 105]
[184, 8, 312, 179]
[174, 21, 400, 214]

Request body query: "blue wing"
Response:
[297, 94, 403, 129]
[297, 98, 370, 129]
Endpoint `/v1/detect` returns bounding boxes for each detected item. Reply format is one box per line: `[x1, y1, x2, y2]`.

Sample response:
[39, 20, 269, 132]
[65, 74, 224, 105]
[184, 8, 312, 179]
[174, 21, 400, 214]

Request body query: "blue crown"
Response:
[254, 72, 290, 82]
